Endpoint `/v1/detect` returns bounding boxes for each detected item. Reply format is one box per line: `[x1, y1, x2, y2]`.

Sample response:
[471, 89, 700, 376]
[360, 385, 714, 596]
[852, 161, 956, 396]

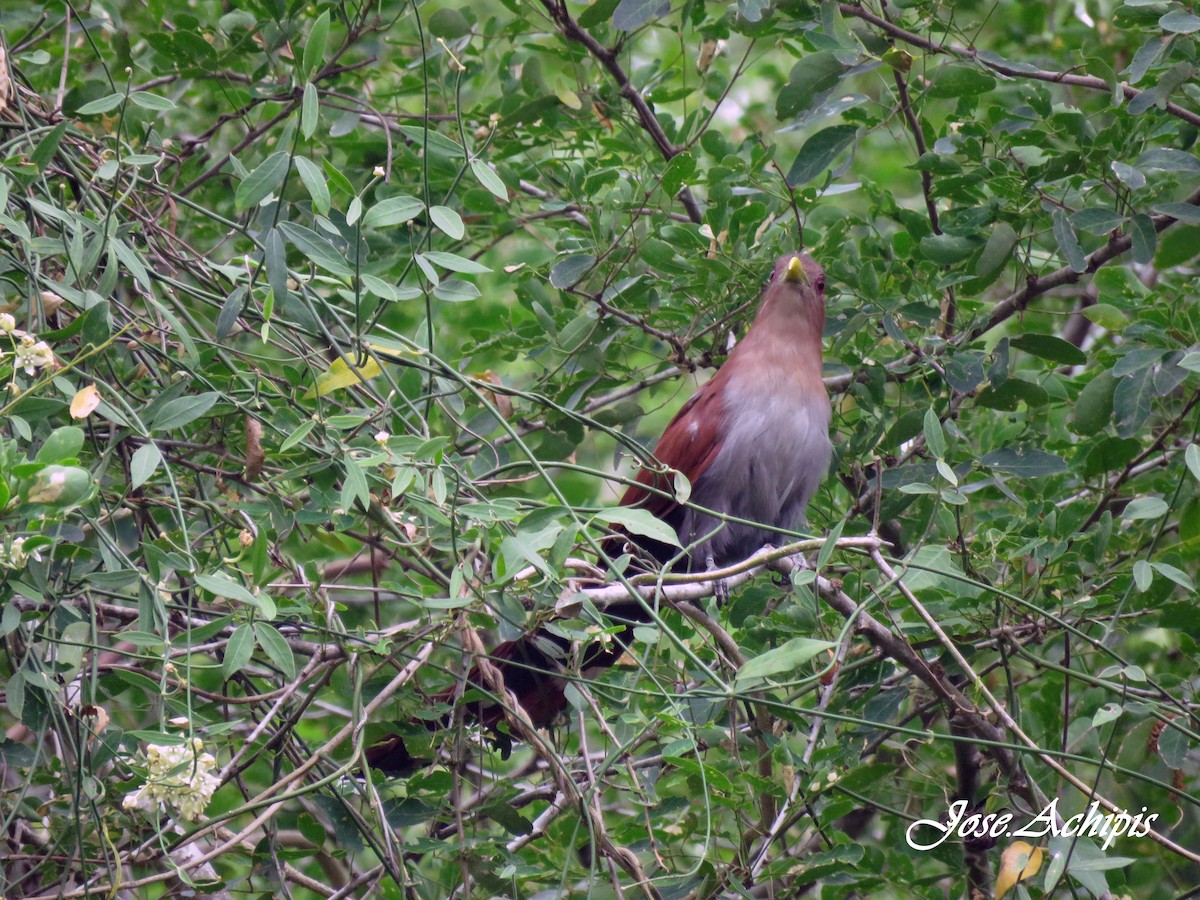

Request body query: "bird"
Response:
[613, 251, 831, 570]
[365, 251, 831, 774]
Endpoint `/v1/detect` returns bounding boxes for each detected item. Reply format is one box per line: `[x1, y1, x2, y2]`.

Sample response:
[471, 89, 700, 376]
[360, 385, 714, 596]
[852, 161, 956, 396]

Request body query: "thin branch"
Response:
[538, 0, 703, 224]
[840, 2, 1200, 128]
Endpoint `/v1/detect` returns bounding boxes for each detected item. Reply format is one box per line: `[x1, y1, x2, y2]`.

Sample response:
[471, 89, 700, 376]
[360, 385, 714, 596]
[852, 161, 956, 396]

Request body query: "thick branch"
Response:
[965, 184, 1200, 343]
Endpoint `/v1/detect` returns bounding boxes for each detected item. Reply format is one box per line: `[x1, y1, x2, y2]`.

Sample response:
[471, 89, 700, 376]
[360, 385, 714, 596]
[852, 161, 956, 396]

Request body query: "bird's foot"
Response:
[706, 555, 730, 606]
[773, 550, 811, 589]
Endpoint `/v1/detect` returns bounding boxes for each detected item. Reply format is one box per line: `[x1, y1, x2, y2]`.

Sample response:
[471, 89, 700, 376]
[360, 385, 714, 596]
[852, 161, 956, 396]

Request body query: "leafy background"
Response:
[2, 0, 1199, 896]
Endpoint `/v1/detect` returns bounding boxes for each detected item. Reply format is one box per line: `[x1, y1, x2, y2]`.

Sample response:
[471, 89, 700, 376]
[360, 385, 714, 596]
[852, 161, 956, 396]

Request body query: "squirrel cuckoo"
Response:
[365, 252, 830, 774]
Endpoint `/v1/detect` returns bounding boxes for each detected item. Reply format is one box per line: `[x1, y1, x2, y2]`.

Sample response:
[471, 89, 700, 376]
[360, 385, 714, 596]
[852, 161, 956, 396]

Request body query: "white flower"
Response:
[374, 430, 390, 445]
[0, 312, 15, 333]
[7, 537, 41, 568]
[14, 335, 54, 376]
[123, 738, 220, 826]
[372, 165, 385, 177]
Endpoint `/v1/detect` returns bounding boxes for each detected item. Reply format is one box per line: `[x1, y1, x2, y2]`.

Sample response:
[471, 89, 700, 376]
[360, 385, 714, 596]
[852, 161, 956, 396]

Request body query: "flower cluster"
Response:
[1, 313, 55, 382]
[123, 738, 220, 826]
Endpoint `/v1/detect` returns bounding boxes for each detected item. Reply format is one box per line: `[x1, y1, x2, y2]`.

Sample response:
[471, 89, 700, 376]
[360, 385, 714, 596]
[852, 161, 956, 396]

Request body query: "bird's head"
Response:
[760, 252, 827, 326]
[768, 252, 825, 290]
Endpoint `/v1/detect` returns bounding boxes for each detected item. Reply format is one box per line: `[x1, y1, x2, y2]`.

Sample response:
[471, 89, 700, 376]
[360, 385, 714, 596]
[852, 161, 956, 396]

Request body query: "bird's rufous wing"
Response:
[617, 371, 728, 530]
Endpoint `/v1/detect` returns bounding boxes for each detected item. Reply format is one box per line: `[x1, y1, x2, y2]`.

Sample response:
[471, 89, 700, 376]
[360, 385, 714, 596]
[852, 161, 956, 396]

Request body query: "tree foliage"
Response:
[1, 0, 1199, 896]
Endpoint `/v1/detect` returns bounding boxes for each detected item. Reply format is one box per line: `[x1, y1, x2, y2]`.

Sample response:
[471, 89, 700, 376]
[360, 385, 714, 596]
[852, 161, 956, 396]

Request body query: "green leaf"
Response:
[421, 250, 491, 274]
[550, 254, 595, 289]
[397, 125, 464, 157]
[594, 507, 681, 548]
[1111, 160, 1146, 190]
[341, 455, 370, 512]
[1011, 334, 1087, 366]
[1092, 703, 1122, 727]
[739, 0, 772, 23]
[776, 52, 847, 119]
[1137, 148, 1200, 172]
[612, 0, 669, 30]
[130, 442, 162, 490]
[294, 156, 329, 215]
[264, 225, 288, 318]
[223, 623, 256, 682]
[432, 279, 481, 302]
[129, 91, 176, 111]
[1113, 347, 1165, 377]
[1158, 724, 1190, 768]
[279, 420, 316, 453]
[735, 638, 837, 688]
[1114, 367, 1154, 437]
[974, 379, 1049, 411]
[1130, 213, 1156, 263]
[786, 124, 857, 187]
[1052, 208, 1087, 272]
[980, 448, 1068, 477]
[216, 286, 246, 340]
[578, 0, 621, 27]
[429, 205, 465, 239]
[1122, 496, 1168, 521]
[301, 82, 319, 140]
[235, 151, 290, 210]
[428, 7, 471, 38]
[1186, 443, 1200, 482]
[1151, 562, 1195, 591]
[1070, 369, 1117, 435]
[923, 408, 946, 458]
[303, 10, 330, 77]
[1151, 202, 1200, 223]
[76, 93, 125, 115]
[31, 122, 68, 171]
[1132, 561, 1152, 595]
[362, 195, 424, 228]
[1082, 303, 1127, 330]
[1160, 10, 1200, 32]
[152, 392, 219, 431]
[471, 159, 508, 201]
[972, 222, 1017, 283]
[927, 63, 996, 97]
[815, 519, 844, 571]
[660, 152, 695, 196]
[195, 572, 275, 618]
[1071, 208, 1124, 235]
[1126, 35, 1166, 83]
[24, 465, 93, 508]
[321, 158, 354, 195]
[36, 426, 84, 464]
[278, 222, 353, 276]
[920, 233, 977, 265]
[253, 622, 296, 678]
[1082, 437, 1141, 477]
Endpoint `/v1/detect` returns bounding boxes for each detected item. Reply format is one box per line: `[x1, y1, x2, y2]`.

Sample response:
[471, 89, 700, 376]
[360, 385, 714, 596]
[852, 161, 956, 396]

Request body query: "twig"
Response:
[538, 0, 703, 224]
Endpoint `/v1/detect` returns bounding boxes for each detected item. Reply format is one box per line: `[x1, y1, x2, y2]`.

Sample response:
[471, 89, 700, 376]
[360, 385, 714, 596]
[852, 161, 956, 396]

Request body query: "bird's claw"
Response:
[706, 555, 730, 606]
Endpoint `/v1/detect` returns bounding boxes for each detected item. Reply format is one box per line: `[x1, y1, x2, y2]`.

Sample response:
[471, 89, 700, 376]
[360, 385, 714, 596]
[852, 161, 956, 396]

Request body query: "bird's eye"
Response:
[816, 275, 826, 292]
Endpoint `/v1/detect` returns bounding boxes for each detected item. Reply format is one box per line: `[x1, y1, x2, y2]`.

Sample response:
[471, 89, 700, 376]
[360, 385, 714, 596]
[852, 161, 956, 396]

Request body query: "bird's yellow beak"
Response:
[783, 255, 807, 284]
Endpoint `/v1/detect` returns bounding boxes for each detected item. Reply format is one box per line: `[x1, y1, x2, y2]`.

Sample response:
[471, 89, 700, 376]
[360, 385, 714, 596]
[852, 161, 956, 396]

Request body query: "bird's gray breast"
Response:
[682, 385, 831, 566]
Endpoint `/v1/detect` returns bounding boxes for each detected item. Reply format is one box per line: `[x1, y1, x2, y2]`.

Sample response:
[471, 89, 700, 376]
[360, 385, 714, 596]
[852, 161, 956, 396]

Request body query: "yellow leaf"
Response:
[996, 841, 1043, 898]
[364, 339, 422, 363]
[556, 82, 582, 110]
[305, 355, 383, 399]
[70, 384, 101, 419]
